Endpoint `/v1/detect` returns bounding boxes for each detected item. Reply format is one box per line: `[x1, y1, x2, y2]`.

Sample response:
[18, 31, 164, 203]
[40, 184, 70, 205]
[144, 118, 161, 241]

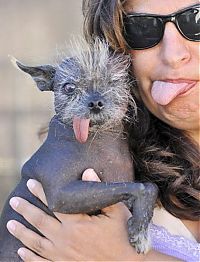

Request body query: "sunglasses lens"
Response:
[123, 16, 163, 49]
[177, 7, 200, 41]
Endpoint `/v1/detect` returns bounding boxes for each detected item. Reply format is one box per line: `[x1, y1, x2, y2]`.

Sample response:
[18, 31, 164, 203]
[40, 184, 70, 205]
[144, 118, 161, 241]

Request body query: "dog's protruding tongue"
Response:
[151, 81, 190, 105]
[73, 116, 90, 143]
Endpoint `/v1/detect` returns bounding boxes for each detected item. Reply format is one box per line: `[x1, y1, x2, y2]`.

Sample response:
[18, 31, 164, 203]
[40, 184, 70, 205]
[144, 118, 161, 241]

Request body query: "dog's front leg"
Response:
[126, 182, 158, 254]
[44, 180, 145, 214]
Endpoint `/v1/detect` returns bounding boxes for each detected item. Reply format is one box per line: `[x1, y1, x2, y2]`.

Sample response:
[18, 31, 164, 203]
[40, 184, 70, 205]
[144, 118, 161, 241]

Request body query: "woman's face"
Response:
[125, 0, 199, 141]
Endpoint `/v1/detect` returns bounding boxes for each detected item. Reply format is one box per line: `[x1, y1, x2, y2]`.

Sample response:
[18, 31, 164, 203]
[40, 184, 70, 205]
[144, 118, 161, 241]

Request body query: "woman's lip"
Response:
[162, 79, 197, 84]
[178, 81, 198, 97]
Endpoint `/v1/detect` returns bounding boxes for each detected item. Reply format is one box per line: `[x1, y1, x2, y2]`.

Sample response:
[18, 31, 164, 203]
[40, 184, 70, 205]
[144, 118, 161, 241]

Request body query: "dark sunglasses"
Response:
[123, 4, 200, 50]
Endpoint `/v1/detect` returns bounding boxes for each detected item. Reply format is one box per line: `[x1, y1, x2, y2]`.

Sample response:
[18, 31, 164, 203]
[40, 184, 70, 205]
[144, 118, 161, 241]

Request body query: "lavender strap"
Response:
[149, 223, 200, 261]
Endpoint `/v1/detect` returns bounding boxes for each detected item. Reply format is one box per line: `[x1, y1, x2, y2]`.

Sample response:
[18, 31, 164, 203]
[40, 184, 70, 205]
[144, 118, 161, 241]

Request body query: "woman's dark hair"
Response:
[82, 0, 127, 52]
[82, 0, 200, 220]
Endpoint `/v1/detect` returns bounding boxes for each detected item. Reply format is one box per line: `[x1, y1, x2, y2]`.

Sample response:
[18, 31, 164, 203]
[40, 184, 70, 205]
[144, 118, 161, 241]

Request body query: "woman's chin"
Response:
[156, 83, 199, 129]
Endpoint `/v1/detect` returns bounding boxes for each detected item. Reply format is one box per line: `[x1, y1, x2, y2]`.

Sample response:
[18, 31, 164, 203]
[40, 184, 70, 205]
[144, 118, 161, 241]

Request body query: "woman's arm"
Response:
[7, 170, 181, 261]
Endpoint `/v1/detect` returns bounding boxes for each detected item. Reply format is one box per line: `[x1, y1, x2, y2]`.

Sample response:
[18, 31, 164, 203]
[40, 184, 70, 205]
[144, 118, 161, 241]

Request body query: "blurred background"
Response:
[0, 0, 83, 212]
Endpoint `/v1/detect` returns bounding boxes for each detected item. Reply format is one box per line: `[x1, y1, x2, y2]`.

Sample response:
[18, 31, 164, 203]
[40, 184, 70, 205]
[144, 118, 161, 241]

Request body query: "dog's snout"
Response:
[88, 100, 104, 109]
[88, 99, 104, 114]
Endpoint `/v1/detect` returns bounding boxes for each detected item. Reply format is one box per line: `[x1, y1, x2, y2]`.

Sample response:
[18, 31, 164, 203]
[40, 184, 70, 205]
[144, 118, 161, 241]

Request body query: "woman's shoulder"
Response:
[152, 207, 196, 241]
[149, 207, 200, 261]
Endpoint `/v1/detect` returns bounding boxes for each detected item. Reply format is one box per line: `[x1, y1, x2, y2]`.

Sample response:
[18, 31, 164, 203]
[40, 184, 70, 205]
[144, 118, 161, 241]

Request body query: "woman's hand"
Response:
[7, 169, 143, 261]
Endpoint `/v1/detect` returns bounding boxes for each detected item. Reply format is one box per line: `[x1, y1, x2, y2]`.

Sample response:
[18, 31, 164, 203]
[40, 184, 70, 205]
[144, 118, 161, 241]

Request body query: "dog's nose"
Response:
[88, 100, 104, 113]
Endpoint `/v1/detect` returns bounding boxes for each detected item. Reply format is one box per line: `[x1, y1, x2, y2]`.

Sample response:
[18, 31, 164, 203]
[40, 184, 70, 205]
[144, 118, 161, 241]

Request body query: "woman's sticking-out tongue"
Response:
[151, 80, 193, 105]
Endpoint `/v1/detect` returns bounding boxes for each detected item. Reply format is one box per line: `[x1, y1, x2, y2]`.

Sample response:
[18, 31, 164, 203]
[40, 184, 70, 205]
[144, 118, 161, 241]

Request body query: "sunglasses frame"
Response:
[123, 3, 200, 50]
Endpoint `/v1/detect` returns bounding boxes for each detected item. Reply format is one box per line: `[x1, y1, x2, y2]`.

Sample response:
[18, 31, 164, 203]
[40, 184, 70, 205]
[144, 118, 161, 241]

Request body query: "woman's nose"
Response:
[160, 22, 191, 69]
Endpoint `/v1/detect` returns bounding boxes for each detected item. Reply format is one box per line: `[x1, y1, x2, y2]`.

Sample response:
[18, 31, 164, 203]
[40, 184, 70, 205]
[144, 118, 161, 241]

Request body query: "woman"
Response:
[6, 0, 200, 260]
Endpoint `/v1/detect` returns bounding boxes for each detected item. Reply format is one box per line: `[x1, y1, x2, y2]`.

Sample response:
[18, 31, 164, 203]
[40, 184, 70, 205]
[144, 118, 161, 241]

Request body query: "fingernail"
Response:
[83, 168, 101, 182]
[89, 169, 101, 180]
[27, 179, 36, 190]
[7, 220, 16, 233]
[88, 168, 96, 174]
[18, 248, 26, 259]
[9, 197, 19, 209]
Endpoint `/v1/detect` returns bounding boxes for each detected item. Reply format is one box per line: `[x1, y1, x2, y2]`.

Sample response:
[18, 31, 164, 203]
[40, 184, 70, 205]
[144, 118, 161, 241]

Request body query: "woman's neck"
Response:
[186, 129, 200, 147]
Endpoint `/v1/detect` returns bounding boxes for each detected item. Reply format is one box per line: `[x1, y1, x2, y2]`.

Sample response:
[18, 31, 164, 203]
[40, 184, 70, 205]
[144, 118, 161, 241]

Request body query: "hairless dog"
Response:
[0, 38, 158, 261]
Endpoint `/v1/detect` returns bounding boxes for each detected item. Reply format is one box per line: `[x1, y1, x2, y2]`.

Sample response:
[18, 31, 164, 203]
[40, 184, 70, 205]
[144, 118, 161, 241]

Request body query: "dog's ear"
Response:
[12, 57, 56, 91]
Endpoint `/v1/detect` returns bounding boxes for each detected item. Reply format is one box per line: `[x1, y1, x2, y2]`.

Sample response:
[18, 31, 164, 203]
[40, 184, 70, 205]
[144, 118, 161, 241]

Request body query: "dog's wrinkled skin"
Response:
[0, 39, 158, 261]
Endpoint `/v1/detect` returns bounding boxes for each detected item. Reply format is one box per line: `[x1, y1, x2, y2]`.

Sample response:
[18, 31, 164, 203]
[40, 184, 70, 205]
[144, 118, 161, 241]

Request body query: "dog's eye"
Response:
[63, 83, 76, 95]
